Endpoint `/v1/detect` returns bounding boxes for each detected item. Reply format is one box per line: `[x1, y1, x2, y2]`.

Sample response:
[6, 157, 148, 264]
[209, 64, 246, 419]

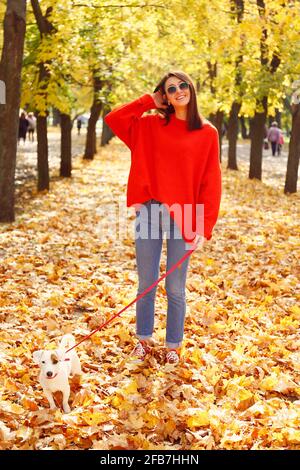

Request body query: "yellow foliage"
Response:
[187, 411, 210, 428]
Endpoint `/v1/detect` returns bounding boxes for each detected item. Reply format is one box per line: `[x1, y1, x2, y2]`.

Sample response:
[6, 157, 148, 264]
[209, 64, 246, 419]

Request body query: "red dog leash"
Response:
[66, 244, 197, 354]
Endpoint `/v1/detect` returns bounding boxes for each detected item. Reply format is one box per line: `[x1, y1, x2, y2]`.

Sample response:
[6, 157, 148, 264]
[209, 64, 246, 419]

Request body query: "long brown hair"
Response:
[153, 70, 204, 131]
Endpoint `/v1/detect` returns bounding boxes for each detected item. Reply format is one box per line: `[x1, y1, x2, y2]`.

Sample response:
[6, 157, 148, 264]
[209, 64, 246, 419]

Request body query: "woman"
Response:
[105, 70, 222, 364]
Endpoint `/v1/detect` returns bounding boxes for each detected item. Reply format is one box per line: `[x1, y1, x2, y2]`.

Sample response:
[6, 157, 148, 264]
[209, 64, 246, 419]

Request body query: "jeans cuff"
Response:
[166, 341, 182, 349]
[137, 334, 152, 341]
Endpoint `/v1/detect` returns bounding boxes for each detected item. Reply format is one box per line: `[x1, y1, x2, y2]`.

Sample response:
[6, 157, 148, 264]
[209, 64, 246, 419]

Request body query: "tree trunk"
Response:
[249, 96, 267, 180]
[0, 0, 26, 222]
[209, 110, 224, 161]
[227, 0, 244, 171]
[101, 107, 114, 146]
[250, 0, 280, 181]
[240, 116, 249, 139]
[275, 109, 282, 128]
[31, 0, 55, 191]
[35, 61, 50, 191]
[52, 107, 61, 126]
[227, 101, 241, 170]
[268, 109, 282, 128]
[84, 73, 103, 160]
[285, 104, 300, 193]
[60, 113, 72, 177]
[37, 114, 49, 191]
[207, 57, 223, 161]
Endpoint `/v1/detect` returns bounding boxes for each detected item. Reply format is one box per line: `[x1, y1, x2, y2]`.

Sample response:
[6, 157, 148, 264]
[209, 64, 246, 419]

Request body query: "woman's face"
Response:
[164, 76, 191, 109]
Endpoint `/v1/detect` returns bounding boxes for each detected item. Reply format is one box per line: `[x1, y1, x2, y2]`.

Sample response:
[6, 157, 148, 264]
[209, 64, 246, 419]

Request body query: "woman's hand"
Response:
[150, 90, 168, 109]
[190, 234, 207, 251]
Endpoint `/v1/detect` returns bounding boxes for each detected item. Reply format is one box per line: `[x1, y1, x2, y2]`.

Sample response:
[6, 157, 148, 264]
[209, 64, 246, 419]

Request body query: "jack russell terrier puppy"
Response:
[33, 334, 82, 413]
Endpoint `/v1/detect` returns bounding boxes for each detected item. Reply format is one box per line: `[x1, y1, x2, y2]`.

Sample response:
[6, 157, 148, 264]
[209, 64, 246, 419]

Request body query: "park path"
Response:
[16, 131, 290, 196]
[15, 129, 86, 211]
[222, 141, 289, 191]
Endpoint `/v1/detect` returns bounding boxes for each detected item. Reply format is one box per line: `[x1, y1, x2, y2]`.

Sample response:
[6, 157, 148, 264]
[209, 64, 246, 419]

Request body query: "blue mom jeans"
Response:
[134, 199, 192, 348]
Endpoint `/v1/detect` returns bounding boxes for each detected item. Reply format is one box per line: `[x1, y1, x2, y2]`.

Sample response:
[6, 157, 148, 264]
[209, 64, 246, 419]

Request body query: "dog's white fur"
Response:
[33, 334, 82, 413]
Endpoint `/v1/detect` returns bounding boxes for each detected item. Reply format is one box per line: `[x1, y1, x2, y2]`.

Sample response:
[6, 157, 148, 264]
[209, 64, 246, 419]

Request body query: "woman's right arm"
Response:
[104, 94, 157, 150]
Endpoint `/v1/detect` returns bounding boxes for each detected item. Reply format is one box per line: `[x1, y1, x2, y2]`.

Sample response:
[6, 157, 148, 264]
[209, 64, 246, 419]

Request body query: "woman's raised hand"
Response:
[150, 90, 168, 109]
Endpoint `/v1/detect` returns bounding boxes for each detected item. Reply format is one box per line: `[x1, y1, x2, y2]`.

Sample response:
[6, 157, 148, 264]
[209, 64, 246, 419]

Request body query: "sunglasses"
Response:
[166, 81, 189, 95]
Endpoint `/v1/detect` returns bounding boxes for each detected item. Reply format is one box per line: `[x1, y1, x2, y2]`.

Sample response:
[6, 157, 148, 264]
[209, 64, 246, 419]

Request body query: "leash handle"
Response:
[66, 245, 196, 353]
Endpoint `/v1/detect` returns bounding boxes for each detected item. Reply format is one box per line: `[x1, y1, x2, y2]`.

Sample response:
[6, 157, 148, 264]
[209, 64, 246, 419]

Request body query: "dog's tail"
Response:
[59, 334, 76, 350]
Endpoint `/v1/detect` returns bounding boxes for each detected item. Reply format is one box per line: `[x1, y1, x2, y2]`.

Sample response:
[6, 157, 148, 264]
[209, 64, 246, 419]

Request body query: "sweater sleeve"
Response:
[104, 93, 157, 150]
[196, 127, 222, 241]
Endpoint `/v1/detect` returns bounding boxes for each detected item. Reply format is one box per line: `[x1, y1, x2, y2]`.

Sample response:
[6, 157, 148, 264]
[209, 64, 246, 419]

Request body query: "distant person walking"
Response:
[27, 112, 37, 142]
[267, 121, 281, 156]
[18, 112, 29, 145]
[77, 117, 82, 135]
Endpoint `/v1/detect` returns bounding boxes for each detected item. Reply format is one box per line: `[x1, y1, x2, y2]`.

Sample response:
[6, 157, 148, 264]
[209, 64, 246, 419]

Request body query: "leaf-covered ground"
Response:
[0, 136, 299, 450]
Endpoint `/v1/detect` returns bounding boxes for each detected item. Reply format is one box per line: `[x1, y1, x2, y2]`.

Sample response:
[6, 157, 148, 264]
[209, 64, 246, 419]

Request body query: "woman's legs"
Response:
[164, 209, 191, 348]
[134, 199, 191, 350]
[134, 200, 163, 341]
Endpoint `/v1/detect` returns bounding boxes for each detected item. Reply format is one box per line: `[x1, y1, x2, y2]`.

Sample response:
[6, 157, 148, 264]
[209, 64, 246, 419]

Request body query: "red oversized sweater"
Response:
[104, 93, 222, 244]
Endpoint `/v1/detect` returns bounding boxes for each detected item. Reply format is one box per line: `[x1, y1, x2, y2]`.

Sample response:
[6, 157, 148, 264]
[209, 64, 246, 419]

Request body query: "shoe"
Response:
[132, 340, 151, 360]
[165, 349, 180, 364]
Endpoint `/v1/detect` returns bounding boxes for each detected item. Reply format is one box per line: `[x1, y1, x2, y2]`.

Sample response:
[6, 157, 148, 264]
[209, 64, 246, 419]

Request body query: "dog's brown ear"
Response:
[51, 353, 59, 365]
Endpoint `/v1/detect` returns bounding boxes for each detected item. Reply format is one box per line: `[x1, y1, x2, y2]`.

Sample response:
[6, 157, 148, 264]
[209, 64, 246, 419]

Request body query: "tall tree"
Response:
[0, 0, 26, 222]
[249, 0, 281, 180]
[30, 0, 56, 191]
[249, 0, 269, 181]
[227, 0, 244, 171]
[207, 56, 224, 159]
[60, 113, 72, 177]
[84, 71, 103, 159]
[285, 96, 300, 193]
